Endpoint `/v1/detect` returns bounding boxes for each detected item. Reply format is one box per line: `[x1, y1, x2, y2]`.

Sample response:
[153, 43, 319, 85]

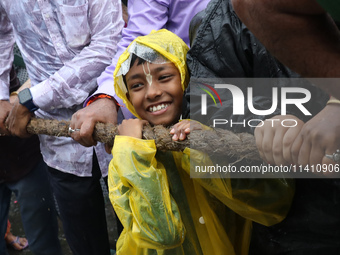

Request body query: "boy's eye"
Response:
[159, 74, 173, 81]
[130, 83, 144, 90]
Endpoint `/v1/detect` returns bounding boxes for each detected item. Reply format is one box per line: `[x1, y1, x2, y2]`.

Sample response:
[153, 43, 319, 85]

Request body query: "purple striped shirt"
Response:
[0, 0, 124, 176]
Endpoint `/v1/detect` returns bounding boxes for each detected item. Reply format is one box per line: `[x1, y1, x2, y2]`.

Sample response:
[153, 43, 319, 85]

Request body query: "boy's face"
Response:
[126, 61, 183, 126]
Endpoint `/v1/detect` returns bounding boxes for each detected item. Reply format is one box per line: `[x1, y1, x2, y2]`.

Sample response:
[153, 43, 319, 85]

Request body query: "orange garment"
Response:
[4, 220, 10, 239]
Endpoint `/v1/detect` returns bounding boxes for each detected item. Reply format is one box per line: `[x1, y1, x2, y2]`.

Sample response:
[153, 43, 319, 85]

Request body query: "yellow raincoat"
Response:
[109, 29, 294, 255]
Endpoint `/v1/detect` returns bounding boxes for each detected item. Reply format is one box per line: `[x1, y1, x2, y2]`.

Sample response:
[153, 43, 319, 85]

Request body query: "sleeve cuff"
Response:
[29, 80, 52, 109]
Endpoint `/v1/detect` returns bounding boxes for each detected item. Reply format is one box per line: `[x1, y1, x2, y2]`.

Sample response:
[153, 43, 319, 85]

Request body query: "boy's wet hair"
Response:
[123, 53, 159, 89]
[123, 54, 145, 89]
[130, 53, 146, 68]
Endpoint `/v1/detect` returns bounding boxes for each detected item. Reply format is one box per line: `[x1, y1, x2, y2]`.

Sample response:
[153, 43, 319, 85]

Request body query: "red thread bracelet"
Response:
[86, 94, 114, 107]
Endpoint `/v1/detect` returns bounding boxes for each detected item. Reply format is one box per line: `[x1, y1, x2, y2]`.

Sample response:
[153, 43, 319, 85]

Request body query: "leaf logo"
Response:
[199, 83, 223, 106]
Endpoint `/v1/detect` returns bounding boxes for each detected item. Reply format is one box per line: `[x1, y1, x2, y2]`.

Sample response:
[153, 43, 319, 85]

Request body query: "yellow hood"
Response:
[113, 29, 189, 118]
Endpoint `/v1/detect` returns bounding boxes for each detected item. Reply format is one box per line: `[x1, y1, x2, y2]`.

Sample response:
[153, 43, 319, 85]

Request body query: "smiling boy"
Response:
[108, 29, 294, 255]
[125, 57, 183, 127]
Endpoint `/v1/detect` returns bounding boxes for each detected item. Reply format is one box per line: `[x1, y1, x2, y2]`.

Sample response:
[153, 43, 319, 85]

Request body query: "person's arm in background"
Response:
[6, 0, 124, 138]
[71, 0, 171, 147]
[232, 0, 340, 173]
[232, 0, 340, 99]
[92, 0, 171, 99]
[0, 5, 15, 136]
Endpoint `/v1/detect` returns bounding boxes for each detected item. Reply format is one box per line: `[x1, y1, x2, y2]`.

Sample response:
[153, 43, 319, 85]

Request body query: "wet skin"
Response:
[126, 61, 183, 126]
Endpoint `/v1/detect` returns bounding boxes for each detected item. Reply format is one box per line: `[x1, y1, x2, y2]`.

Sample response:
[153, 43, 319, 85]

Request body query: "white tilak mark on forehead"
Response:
[142, 62, 152, 87]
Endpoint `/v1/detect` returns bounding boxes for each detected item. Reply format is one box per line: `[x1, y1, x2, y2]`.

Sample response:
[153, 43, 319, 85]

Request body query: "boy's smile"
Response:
[126, 61, 183, 126]
[147, 103, 171, 113]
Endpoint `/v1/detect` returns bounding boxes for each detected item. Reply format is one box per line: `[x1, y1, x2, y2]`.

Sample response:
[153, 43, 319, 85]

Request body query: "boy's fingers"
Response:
[170, 122, 190, 140]
[172, 130, 187, 141]
[141, 120, 149, 125]
[179, 132, 186, 140]
[172, 134, 179, 141]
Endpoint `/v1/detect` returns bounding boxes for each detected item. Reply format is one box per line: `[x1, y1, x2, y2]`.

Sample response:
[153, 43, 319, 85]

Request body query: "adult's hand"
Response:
[254, 115, 304, 166]
[0, 100, 12, 136]
[5, 101, 33, 138]
[70, 97, 118, 148]
[291, 103, 340, 175]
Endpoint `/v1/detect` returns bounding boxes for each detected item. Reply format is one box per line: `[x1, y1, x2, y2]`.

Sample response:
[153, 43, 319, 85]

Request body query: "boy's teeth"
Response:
[149, 104, 169, 112]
